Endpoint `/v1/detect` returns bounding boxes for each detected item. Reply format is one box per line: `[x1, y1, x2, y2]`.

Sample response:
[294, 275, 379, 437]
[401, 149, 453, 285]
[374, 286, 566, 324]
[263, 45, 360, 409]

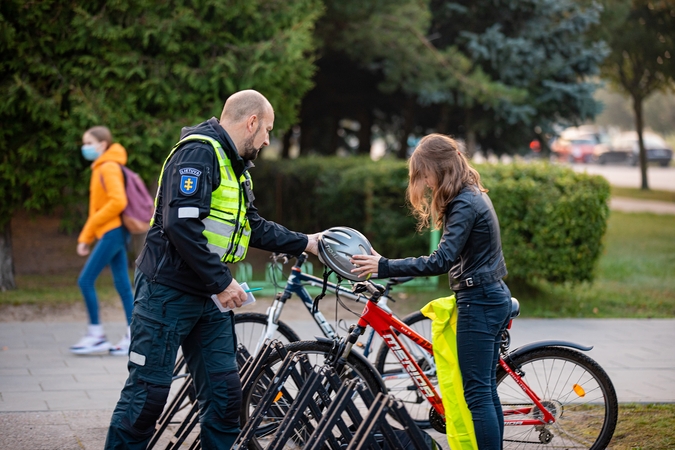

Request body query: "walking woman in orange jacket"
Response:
[70, 126, 134, 356]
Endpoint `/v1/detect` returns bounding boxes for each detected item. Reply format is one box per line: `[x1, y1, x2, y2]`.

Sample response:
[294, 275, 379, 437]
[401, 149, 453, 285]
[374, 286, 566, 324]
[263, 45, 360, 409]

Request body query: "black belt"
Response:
[450, 266, 507, 291]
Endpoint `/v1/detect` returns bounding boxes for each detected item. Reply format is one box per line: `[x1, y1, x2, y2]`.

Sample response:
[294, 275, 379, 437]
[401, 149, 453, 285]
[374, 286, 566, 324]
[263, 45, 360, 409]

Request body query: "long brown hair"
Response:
[407, 134, 487, 230]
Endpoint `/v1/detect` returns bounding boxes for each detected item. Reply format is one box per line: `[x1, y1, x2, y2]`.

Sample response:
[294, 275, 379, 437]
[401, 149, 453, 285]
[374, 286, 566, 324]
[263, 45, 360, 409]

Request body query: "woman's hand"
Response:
[350, 248, 382, 278]
[77, 243, 90, 256]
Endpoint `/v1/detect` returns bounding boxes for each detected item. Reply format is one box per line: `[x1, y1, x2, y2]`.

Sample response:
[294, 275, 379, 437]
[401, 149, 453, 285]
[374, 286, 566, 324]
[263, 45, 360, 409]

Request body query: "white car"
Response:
[597, 131, 673, 167]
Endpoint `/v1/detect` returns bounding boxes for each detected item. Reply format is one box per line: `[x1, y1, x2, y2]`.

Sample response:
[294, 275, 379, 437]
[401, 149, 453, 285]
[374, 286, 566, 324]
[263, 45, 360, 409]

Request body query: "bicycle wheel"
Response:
[374, 311, 436, 428]
[235, 312, 301, 355]
[497, 346, 618, 450]
[241, 340, 385, 450]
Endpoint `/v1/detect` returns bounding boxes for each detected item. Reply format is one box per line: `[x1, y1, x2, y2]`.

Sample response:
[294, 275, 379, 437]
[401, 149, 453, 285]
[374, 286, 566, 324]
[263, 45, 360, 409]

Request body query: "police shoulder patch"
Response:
[179, 168, 200, 196]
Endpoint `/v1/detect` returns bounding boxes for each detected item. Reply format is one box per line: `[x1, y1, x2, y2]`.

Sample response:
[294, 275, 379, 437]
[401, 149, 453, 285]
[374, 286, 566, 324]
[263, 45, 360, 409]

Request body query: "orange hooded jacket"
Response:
[78, 143, 129, 245]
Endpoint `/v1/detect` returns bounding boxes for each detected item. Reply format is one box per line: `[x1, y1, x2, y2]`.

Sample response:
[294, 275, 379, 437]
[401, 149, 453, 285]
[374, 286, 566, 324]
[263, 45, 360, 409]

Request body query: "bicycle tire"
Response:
[234, 312, 301, 353]
[241, 340, 385, 450]
[374, 310, 436, 428]
[497, 346, 618, 450]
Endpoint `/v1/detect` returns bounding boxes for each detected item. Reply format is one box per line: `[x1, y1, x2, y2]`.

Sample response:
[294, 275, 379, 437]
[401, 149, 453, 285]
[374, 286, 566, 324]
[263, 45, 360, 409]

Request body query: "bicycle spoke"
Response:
[498, 347, 617, 449]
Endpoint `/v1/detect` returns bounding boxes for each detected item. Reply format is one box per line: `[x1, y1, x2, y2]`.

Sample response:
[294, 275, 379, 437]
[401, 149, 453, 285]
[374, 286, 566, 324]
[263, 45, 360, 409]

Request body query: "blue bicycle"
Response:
[234, 252, 417, 357]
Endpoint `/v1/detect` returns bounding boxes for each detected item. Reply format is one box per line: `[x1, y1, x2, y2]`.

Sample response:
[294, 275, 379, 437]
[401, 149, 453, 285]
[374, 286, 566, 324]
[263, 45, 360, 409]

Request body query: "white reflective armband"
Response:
[178, 207, 199, 218]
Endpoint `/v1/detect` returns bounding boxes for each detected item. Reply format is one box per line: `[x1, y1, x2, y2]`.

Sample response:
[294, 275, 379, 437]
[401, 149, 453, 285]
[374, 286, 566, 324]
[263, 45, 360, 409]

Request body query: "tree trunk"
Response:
[0, 220, 17, 291]
[329, 116, 340, 155]
[281, 129, 292, 159]
[464, 109, 477, 158]
[536, 133, 551, 157]
[357, 110, 372, 156]
[436, 104, 450, 134]
[397, 97, 415, 159]
[632, 95, 649, 190]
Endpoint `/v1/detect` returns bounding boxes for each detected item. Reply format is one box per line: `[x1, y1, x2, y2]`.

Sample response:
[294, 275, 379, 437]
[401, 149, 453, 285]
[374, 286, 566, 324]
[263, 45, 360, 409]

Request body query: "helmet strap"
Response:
[312, 266, 335, 314]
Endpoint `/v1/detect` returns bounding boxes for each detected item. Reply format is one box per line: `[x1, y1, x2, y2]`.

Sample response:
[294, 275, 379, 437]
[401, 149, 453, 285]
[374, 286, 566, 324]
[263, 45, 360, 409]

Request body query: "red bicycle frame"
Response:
[354, 299, 556, 426]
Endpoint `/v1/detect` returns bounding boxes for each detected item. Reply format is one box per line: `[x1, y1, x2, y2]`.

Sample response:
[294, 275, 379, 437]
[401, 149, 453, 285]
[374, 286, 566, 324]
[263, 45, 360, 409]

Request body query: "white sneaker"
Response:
[70, 334, 111, 355]
[110, 334, 130, 356]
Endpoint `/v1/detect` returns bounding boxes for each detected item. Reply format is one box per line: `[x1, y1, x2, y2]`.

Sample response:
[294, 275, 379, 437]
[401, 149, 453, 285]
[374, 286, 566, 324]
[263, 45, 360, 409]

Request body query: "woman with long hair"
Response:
[70, 126, 134, 356]
[352, 133, 511, 449]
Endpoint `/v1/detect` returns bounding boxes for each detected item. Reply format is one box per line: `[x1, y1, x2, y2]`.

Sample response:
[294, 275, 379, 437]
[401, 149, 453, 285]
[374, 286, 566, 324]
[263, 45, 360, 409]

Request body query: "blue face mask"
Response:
[81, 145, 100, 161]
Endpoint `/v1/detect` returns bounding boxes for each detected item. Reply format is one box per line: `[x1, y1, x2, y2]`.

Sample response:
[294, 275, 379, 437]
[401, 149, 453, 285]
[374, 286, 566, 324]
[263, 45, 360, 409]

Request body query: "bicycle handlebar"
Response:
[387, 276, 414, 286]
[270, 252, 415, 302]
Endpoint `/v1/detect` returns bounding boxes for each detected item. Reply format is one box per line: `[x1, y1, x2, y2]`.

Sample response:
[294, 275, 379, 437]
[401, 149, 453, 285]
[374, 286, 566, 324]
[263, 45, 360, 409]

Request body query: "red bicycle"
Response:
[241, 280, 618, 450]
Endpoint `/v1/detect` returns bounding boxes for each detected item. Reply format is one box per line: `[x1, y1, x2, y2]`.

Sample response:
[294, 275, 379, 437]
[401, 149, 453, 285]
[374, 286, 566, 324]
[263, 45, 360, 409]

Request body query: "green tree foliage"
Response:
[320, 0, 516, 101]
[0, 0, 322, 290]
[428, 0, 607, 155]
[251, 157, 610, 285]
[598, 0, 675, 189]
[295, 0, 608, 158]
[296, 0, 521, 157]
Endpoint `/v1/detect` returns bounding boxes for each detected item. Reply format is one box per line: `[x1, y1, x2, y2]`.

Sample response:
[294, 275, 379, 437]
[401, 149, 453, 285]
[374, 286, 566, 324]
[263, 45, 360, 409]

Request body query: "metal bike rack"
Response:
[151, 339, 439, 450]
[236, 344, 437, 450]
[346, 393, 438, 450]
[147, 343, 256, 449]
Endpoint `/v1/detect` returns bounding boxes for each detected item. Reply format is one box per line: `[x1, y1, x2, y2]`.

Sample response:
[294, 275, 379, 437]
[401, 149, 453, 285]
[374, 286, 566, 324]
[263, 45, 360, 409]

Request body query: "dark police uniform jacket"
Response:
[136, 118, 308, 297]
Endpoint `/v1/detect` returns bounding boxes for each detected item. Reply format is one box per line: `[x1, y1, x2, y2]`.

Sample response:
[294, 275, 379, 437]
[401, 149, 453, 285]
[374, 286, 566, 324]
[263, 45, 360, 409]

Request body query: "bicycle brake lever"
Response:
[352, 282, 369, 294]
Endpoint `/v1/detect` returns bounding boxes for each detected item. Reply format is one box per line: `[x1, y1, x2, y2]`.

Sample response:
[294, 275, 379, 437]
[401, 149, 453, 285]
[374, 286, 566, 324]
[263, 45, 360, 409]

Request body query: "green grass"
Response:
[611, 186, 675, 203]
[0, 269, 126, 306]
[609, 404, 675, 449]
[511, 211, 675, 318]
[393, 211, 675, 318]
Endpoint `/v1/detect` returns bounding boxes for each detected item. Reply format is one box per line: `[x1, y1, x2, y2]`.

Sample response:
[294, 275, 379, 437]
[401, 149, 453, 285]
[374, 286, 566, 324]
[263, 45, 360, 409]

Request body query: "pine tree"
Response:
[429, 0, 607, 156]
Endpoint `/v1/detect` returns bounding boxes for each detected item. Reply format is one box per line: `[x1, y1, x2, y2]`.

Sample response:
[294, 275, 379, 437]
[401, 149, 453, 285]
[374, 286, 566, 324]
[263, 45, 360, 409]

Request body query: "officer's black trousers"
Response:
[105, 270, 241, 450]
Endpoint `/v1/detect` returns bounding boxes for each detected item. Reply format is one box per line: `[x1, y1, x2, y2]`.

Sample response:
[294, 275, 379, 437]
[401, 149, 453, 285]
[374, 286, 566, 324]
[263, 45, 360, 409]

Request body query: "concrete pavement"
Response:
[1, 316, 674, 449]
[571, 164, 675, 192]
[610, 197, 675, 215]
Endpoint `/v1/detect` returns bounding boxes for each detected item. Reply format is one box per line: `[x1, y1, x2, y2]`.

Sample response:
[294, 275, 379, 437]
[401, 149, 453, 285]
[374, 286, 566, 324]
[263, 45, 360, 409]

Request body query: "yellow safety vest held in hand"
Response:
[421, 296, 478, 450]
[152, 134, 252, 263]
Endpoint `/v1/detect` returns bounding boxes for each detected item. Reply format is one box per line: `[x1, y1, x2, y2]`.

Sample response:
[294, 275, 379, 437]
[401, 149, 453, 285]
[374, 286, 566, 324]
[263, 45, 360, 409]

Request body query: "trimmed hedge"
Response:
[250, 157, 610, 285]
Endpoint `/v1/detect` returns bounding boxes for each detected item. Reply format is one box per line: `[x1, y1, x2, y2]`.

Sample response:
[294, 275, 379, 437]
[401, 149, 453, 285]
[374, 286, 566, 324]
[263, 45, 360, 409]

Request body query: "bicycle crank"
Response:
[429, 408, 446, 434]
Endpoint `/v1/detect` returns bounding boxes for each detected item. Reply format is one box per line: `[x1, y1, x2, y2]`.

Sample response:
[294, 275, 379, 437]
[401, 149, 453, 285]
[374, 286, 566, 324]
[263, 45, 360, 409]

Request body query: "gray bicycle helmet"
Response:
[318, 226, 373, 281]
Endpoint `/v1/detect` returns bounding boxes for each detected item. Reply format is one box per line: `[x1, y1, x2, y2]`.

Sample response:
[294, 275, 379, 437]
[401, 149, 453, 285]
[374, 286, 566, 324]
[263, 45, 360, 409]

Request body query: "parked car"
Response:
[598, 131, 673, 167]
[551, 127, 601, 163]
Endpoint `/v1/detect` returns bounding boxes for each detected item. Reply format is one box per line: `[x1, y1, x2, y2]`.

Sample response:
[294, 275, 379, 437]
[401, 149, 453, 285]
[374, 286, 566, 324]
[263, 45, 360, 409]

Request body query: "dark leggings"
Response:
[455, 280, 511, 450]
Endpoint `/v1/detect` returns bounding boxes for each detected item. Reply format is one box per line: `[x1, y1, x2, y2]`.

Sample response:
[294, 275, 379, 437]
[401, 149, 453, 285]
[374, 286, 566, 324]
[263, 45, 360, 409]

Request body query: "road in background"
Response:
[571, 164, 675, 191]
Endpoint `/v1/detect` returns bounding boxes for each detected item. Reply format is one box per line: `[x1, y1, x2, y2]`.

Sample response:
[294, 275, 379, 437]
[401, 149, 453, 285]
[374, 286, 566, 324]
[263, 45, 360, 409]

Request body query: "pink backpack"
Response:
[101, 164, 154, 234]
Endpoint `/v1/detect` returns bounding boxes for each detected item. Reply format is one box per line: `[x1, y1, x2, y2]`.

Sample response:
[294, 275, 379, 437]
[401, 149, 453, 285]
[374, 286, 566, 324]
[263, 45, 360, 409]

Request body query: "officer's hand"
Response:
[77, 243, 90, 257]
[216, 279, 247, 310]
[305, 233, 321, 256]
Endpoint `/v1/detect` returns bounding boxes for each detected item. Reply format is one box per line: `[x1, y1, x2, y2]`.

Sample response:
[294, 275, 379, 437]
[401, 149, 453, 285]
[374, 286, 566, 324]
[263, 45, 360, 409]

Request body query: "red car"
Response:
[551, 136, 597, 163]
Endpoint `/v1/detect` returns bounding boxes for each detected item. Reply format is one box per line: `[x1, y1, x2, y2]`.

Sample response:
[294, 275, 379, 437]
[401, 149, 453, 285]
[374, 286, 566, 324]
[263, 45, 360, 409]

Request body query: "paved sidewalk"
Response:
[611, 197, 675, 215]
[1, 318, 674, 449]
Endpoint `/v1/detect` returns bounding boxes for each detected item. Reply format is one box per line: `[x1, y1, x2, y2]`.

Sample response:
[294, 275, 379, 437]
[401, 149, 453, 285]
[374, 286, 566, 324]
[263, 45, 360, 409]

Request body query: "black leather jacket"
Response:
[377, 185, 507, 291]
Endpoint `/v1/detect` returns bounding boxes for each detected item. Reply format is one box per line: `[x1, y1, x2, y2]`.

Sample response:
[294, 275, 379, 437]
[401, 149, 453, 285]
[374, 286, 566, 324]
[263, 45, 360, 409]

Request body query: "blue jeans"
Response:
[455, 280, 511, 450]
[78, 226, 134, 326]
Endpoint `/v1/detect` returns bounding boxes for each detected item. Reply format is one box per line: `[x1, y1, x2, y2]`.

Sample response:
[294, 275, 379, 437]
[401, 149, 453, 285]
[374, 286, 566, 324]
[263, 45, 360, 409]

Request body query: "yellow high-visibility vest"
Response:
[421, 296, 478, 450]
[152, 134, 251, 263]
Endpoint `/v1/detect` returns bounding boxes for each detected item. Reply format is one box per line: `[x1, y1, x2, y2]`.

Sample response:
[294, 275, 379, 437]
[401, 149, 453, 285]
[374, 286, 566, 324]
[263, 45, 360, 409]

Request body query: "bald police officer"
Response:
[105, 90, 319, 449]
